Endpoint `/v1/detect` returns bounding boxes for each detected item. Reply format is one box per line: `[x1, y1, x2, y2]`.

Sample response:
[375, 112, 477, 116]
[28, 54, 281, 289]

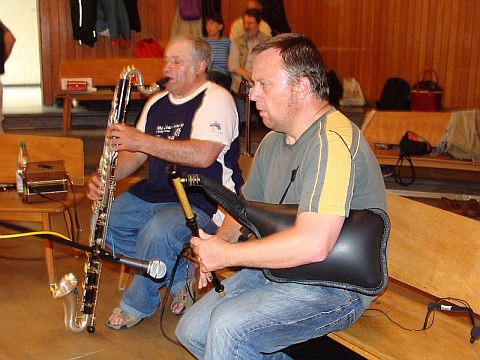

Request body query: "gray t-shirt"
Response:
[243, 108, 387, 307]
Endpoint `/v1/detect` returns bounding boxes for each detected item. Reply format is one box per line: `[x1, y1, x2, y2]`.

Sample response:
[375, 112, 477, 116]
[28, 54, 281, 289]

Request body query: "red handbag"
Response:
[411, 70, 443, 111]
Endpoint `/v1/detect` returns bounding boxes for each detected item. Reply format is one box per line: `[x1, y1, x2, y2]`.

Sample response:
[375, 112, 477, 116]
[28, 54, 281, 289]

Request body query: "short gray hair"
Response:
[169, 36, 213, 72]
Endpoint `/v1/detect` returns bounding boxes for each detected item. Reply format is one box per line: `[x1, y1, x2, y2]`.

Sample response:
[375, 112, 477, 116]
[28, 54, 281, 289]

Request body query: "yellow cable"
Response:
[0, 231, 72, 241]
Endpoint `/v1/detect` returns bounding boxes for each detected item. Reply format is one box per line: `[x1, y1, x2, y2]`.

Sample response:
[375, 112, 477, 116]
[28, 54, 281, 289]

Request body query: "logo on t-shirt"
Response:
[209, 121, 222, 132]
[156, 123, 184, 139]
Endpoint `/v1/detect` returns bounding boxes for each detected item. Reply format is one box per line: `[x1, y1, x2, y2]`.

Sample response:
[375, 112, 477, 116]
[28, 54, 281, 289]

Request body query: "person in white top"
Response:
[229, 0, 272, 41]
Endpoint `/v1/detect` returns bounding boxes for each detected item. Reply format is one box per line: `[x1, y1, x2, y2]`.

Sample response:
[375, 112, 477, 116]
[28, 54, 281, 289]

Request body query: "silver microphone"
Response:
[116, 256, 167, 279]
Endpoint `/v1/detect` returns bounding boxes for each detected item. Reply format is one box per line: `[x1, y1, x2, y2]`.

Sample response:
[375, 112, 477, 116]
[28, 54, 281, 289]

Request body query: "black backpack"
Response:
[376, 77, 411, 110]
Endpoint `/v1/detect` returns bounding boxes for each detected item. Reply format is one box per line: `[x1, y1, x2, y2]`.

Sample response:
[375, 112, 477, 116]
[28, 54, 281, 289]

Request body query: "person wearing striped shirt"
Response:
[204, 12, 232, 90]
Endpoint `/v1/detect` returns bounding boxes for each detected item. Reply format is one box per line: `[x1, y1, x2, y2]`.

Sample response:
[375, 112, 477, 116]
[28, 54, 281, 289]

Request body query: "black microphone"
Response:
[115, 255, 167, 279]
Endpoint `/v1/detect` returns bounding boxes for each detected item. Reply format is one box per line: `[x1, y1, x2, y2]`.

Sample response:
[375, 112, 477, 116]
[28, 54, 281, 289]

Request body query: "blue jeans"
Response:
[176, 268, 365, 359]
[105, 191, 218, 318]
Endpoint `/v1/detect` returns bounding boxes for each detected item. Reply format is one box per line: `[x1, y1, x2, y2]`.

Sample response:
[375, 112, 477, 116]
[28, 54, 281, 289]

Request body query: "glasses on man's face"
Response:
[243, 20, 258, 27]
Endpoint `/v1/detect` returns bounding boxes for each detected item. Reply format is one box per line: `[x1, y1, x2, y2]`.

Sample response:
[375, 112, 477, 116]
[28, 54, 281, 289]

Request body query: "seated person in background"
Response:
[86, 35, 242, 330]
[203, 12, 232, 90]
[176, 33, 387, 359]
[229, 0, 272, 41]
[228, 8, 271, 124]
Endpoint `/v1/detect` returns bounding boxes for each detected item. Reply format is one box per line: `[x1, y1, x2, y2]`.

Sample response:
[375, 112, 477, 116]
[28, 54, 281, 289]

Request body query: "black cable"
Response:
[364, 305, 429, 332]
[158, 245, 193, 346]
[31, 175, 82, 243]
[364, 296, 478, 342]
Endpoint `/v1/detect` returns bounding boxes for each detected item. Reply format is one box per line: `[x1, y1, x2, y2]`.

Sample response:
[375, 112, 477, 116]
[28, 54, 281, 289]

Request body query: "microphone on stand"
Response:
[115, 255, 167, 279]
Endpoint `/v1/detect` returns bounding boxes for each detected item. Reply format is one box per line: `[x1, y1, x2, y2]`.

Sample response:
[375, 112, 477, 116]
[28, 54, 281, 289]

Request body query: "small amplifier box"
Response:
[66, 81, 88, 91]
[23, 160, 68, 203]
[61, 77, 92, 91]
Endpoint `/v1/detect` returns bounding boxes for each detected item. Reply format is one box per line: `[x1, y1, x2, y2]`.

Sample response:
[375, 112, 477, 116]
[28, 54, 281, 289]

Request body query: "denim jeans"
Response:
[176, 268, 365, 360]
[105, 191, 218, 318]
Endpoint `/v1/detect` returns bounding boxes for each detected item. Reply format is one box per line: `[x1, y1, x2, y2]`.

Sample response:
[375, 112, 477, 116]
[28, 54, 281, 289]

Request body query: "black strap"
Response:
[279, 166, 299, 205]
[394, 154, 416, 186]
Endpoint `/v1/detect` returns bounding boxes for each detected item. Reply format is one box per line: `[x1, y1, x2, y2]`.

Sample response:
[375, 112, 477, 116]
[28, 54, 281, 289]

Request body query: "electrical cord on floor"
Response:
[363, 304, 431, 332]
[158, 245, 194, 346]
[364, 296, 479, 343]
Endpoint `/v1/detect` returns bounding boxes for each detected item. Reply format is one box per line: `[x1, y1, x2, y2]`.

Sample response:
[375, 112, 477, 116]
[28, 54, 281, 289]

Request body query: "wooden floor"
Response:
[0, 177, 200, 359]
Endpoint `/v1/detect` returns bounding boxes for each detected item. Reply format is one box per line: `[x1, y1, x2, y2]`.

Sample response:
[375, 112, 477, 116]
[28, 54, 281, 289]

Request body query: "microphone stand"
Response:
[0, 221, 165, 279]
[243, 78, 253, 157]
[167, 165, 225, 297]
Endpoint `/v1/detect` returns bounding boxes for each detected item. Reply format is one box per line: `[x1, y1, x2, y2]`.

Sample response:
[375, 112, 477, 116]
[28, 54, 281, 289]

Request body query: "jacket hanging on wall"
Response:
[95, 0, 133, 47]
[69, 0, 97, 48]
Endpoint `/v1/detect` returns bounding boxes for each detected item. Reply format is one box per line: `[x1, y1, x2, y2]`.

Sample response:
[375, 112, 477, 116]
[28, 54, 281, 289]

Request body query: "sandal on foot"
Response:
[170, 277, 196, 315]
[105, 307, 143, 330]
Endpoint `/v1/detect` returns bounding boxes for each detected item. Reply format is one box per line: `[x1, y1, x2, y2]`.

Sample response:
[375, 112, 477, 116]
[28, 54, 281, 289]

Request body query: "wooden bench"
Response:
[0, 134, 85, 294]
[361, 109, 480, 173]
[324, 193, 480, 359]
[57, 58, 165, 133]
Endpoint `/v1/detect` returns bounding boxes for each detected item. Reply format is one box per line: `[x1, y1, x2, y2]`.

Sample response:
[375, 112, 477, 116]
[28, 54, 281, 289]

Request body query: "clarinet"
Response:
[52, 67, 167, 333]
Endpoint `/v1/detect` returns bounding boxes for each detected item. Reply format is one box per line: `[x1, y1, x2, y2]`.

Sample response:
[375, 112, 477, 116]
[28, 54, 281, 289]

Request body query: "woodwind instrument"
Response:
[167, 165, 225, 297]
[52, 67, 167, 333]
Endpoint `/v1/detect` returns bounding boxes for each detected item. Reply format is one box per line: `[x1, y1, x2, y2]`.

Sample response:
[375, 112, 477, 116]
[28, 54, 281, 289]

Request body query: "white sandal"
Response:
[105, 307, 143, 330]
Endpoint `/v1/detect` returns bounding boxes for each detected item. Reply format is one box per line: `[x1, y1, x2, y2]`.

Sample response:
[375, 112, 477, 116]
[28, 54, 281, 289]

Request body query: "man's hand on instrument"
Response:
[190, 229, 230, 284]
[106, 123, 145, 153]
[86, 173, 103, 201]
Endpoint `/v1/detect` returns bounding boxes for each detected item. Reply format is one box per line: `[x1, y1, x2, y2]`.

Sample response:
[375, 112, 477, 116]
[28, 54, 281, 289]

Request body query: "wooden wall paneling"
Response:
[453, 4, 469, 108]
[404, 0, 416, 86]
[469, 2, 480, 108]
[433, 2, 446, 81]
[385, 1, 396, 81]
[464, 1, 479, 110]
[324, 1, 341, 73]
[396, 0, 409, 79]
[409, 1, 423, 84]
[417, 1, 430, 78]
[370, 0, 382, 98]
[376, 1, 389, 93]
[222, 0, 244, 25]
[423, 2, 436, 70]
[364, 0, 376, 90]
[303, 1, 316, 48]
[443, 0, 459, 109]
[452, 2, 468, 108]
[38, 0, 53, 105]
[339, 0, 352, 76]
[37, 0, 480, 109]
